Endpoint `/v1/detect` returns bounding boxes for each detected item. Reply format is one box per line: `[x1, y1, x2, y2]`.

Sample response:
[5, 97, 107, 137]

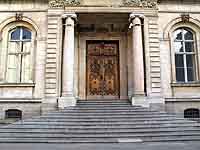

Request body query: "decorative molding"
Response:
[15, 12, 23, 21]
[62, 13, 78, 22]
[65, 0, 80, 6]
[123, 0, 158, 8]
[49, 0, 81, 8]
[129, 13, 144, 22]
[181, 13, 190, 23]
[129, 13, 144, 28]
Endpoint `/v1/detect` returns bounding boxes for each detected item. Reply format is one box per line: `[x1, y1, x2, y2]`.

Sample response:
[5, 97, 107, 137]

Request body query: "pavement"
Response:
[0, 142, 200, 150]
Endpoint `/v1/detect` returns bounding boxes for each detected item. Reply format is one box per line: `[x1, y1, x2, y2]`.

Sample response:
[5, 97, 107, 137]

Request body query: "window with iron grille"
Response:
[184, 108, 200, 118]
[5, 109, 22, 119]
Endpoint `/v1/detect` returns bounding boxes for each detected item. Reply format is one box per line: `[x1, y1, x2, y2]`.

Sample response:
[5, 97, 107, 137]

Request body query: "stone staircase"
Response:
[0, 100, 200, 143]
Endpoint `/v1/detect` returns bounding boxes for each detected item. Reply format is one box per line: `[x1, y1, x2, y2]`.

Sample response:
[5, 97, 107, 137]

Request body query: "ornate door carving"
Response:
[87, 41, 119, 99]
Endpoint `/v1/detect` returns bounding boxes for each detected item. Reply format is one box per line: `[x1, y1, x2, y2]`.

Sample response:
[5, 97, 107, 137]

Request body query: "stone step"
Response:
[3, 121, 200, 129]
[1, 136, 200, 143]
[41, 112, 171, 117]
[0, 126, 200, 133]
[1, 131, 200, 138]
[22, 117, 186, 123]
[37, 114, 177, 119]
[8, 121, 196, 127]
[78, 99, 129, 101]
[0, 99, 199, 144]
[77, 103, 131, 105]
[2, 124, 200, 131]
[19, 119, 193, 125]
[143, 136, 200, 143]
[58, 108, 153, 113]
[44, 111, 166, 116]
[76, 105, 132, 107]
[60, 107, 154, 111]
[77, 100, 130, 104]
[74, 105, 134, 107]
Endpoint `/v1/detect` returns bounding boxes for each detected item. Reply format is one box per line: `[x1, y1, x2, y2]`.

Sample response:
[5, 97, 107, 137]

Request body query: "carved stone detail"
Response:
[181, 13, 190, 23]
[123, 0, 158, 8]
[49, 0, 81, 8]
[15, 12, 23, 21]
[64, 0, 81, 6]
[49, 0, 64, 8]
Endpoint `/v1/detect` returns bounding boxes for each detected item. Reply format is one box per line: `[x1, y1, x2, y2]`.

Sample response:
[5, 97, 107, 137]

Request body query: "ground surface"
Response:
[0, 142, 200, 150]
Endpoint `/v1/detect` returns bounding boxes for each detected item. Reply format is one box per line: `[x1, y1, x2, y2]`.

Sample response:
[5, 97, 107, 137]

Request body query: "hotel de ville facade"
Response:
[0, 0, 200, 120]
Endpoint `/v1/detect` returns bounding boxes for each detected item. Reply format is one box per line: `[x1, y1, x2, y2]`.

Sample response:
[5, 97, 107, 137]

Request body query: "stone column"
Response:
[129, 13, 148, 107]
[59, 13, 77, 109]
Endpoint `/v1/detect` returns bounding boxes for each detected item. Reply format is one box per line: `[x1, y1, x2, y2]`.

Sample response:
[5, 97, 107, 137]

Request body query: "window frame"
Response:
[7, 27, 32, 83]
[173, 28, 196, 82]
[170, 24, 200, 84]
[0, 22, 36, 84]
[5, 109, 22, 119]
[184, 108, 200, 119]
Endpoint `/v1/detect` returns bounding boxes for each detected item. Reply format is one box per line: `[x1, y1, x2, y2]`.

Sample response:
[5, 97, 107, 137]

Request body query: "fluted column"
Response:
[59, 13, 77, 108]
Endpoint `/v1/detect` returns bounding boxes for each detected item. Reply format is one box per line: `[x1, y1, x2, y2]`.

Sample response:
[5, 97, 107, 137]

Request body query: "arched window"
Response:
[5, 109, 22, 119]
[173, 28, 196, 82]
[184, 108, 200, 118]
[6, 27, 33, 83]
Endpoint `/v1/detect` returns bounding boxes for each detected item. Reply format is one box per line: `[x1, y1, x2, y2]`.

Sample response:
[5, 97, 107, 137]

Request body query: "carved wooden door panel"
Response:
[103, 56, 119, 96]
[87, 41, 119, 99]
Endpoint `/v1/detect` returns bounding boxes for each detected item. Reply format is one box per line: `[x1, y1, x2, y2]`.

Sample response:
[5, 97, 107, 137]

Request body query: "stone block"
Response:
[58, 97, 77, 109]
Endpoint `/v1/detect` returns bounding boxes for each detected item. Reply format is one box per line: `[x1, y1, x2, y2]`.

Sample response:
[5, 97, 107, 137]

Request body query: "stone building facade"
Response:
[0, 0, 200, 119]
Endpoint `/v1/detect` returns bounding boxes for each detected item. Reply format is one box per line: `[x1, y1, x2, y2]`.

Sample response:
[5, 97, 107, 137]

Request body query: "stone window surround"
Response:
[169, 22, 200, 87]
[7, 27, 33, 83]
[173, 28, 196, 82]
[0, 21, 36, 86]
[0, 83, 35, 87]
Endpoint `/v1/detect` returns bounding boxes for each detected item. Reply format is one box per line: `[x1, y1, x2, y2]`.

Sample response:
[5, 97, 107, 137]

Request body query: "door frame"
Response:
[78, 32, 128, 100]
[86, 40, 120, 100]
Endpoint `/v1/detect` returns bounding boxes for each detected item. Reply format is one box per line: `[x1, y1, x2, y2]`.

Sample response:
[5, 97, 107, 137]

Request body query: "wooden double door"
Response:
[86, 41, 119, 99]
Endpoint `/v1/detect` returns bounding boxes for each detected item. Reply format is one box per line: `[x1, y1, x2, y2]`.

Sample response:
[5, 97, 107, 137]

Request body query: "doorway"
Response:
[86, 40, 120, 99]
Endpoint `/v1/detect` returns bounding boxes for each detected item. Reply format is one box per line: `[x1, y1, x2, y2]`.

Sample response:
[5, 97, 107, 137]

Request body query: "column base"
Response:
[41, 98, 58, 114]
[131, 96, 149, 108]
[147, 97, 165, 111]
[58, 97, 77, 109]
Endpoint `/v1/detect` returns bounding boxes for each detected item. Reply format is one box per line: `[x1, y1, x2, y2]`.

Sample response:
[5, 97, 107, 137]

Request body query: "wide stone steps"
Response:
[0, 130, 200, 137]
[19, 116, 191, 124]
[1, 136, 200, 143]
[0, 99, 200, 143]
[1, 124, 200, 131]
[42, 112, 168, 116]
[61, 107, 144, 110]
[50, 109, 154, 113]
[0, 127, 200, 133]
[6, 121, 197, 127]
[27, 114, 179, 121]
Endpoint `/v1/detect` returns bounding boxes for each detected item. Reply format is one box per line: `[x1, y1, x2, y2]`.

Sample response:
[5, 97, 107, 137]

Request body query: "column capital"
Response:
[129, 13, 144, 23]
[62, 12, 77, 22]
